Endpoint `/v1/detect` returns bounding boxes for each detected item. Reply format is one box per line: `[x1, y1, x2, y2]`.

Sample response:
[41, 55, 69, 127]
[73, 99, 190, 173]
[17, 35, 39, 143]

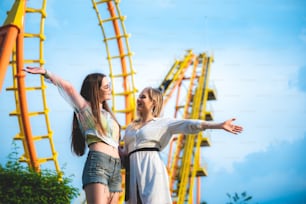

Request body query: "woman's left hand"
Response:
[222, 118, 243, 134]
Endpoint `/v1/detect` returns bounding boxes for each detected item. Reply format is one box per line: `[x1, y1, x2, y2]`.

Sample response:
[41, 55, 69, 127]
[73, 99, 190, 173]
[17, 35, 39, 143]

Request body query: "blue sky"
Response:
[1, 0, 306, 203]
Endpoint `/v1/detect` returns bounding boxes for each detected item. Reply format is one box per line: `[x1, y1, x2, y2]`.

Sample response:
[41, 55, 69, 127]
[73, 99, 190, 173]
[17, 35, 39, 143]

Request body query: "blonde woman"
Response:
[121, 87, 243, 204]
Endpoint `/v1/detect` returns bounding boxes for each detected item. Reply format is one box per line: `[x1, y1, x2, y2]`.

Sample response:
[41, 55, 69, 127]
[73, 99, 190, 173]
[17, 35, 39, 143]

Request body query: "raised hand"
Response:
[222, 118, 243, 134]
[23, 66, 46, 75]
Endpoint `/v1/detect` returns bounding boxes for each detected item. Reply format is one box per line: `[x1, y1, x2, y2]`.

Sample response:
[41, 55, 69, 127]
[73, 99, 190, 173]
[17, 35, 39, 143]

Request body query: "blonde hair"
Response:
[133, 87, 163, 125]
[146, 87, 163, 117]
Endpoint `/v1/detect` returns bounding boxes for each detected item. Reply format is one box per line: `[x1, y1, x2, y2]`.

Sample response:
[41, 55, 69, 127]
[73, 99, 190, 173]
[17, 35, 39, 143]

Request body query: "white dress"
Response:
[123, 117, 210, 204]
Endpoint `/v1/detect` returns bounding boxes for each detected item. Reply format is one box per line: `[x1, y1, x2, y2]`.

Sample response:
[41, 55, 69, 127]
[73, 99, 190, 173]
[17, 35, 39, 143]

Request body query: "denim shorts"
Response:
[82, 150, 122, 192]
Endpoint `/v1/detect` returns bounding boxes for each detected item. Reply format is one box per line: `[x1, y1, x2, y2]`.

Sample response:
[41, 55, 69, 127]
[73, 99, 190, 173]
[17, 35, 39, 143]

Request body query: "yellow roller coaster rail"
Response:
[162, 50, 217, 204]
[0, 0, 61, 175]
[91, 0, 137, 129]
[159, 49, 195, 106]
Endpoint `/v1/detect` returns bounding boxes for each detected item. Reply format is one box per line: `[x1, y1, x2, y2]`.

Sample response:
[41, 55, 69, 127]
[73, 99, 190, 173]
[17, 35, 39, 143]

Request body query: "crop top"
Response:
[76, 105, 119, 148]
[46, 71, 119, 148]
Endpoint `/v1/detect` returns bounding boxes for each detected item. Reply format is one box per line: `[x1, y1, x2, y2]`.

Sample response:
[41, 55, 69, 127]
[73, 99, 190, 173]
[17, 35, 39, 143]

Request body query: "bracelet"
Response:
[43, 69, 50, 79]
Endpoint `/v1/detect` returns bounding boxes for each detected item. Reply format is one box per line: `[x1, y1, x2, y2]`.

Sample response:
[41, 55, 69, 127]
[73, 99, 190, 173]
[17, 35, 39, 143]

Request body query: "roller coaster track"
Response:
[0, 0, 61, 174]
[162, 51, 216, 203]
[91, 0, 137, 128]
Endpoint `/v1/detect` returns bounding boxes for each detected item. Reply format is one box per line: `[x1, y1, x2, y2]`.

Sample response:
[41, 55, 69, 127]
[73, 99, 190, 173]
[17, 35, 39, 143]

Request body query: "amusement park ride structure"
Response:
[0, 1, 216, 203]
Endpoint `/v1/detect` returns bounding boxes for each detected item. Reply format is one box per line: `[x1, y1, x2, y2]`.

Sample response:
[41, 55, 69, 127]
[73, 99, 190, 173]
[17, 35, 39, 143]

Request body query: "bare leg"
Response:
[108, 192, 120, 204]
[84, 183, 109, 204]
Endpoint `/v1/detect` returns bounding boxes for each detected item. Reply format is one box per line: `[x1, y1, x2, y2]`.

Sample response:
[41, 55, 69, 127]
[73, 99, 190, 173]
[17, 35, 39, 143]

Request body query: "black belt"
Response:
[125, 147, 160, 201]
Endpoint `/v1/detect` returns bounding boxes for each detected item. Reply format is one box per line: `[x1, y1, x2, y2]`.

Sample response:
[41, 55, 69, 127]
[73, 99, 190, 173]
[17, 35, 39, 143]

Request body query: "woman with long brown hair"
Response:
[24, 67, 122, 204]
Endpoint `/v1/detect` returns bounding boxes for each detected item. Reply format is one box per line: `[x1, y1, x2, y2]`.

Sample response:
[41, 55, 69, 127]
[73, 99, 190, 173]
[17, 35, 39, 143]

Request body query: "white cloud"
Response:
[202, 137, 306, 203]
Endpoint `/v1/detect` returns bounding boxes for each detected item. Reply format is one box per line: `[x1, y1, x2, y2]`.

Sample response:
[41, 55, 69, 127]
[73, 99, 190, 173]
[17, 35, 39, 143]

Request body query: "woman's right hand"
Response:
[23, 66, 46, 75]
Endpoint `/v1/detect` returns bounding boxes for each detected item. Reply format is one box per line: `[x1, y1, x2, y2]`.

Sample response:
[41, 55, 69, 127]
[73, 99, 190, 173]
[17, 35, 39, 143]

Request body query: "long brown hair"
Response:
[71, 73, 119, 156]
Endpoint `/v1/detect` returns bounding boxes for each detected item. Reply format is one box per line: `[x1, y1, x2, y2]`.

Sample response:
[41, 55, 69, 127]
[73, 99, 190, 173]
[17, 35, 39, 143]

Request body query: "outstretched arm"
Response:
[23, 66, 87, 110]
[200, 118, 243, 134]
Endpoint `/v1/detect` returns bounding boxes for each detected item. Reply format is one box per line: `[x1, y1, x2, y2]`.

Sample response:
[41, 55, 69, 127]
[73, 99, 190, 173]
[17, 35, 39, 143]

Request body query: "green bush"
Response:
[0, 152, 79, 204]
